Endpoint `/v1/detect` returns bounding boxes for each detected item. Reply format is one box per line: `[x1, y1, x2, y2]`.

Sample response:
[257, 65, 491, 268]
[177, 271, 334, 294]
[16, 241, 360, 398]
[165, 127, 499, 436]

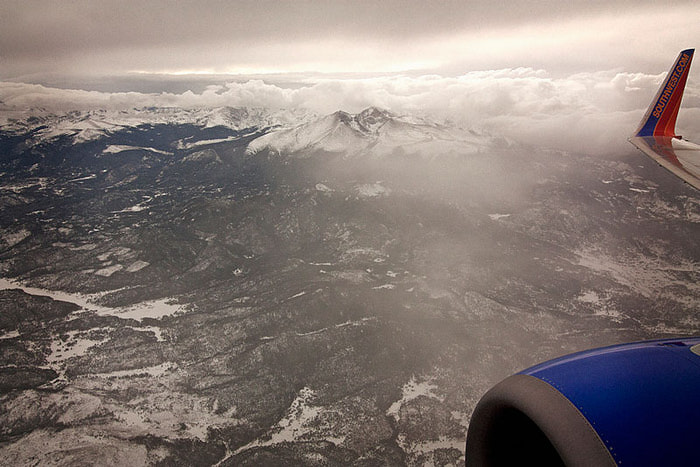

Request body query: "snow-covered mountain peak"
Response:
[327, 107, 394, 136]
[246, 107, 499, 159]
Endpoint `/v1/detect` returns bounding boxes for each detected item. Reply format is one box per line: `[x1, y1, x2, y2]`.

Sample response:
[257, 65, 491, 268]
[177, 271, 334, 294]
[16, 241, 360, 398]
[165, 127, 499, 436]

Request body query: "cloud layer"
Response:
[2, 67, 699, 156]
[2, 1, 699, 78]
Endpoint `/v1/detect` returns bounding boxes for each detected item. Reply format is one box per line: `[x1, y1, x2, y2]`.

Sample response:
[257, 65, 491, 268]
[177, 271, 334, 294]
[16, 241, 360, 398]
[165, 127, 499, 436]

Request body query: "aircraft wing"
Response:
[629, 48, 700, 190]
[629, 135, 700, 189]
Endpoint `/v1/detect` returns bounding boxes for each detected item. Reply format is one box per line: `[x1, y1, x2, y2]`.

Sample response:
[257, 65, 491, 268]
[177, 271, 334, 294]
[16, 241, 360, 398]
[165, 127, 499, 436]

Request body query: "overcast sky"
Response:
[2, 1, 699, 155]
[2, 0, 700, 80]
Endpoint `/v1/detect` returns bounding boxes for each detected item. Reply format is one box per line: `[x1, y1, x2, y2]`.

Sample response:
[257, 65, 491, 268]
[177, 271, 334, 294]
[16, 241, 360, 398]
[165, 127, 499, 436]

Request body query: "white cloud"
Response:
[2, 67, 699, 156]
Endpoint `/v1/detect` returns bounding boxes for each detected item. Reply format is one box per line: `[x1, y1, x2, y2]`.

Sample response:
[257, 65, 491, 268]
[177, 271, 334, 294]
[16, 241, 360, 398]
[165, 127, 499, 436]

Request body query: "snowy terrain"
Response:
[0, 106, 314, 147]
[0, 105, 698, 465]
[246, 107, 508, 158]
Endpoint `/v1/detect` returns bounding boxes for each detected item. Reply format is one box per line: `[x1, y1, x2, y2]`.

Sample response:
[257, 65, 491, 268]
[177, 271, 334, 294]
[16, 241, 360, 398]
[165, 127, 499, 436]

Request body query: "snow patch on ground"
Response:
[68, 174, 97, 182]
[91, 362, 177, 379]
[575, 250, 699, 298]
[386, 376, 463, 464]
[93, 382, 240, 442]
[629, 187, 651, 193]
[0, 179, 49, 193]
[103, 145, 172, 155]
[114, 203, 149, 213]
[574, 250, 699, 326]
[108, 298, 184, 321]
[0, 330, 21, 340]
[577, 290, 623, 320]
[233, 387, 328, 456]
[176, 136, 239, 150]
[386, 375, 442, 422]
[0, 278, 185, 321]
[577, 290, 602, 305]
[295, 318, 375, 338]
[126, 260, 150, 272]
[95, 264, 123, 277]
[70, 243, 97, 251]
[0, 278, 101, 312]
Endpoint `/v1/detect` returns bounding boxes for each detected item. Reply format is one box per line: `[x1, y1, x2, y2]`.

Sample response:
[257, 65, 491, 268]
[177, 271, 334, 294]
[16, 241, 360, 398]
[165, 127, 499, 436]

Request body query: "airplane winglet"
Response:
[635, 49, 694, 137]
[629, 49, 700, 190]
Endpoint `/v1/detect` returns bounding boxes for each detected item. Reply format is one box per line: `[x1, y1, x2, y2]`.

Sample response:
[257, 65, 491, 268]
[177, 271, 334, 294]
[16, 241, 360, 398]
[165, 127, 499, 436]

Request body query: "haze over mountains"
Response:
[6, 64, 698, 159]
[0, 105, 698, 465]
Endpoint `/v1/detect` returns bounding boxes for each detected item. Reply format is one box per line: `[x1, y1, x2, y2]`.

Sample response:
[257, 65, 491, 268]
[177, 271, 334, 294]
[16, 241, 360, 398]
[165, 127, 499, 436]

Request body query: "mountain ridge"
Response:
[0, 106, 315, 147]
[1, 105, 514, 159]
[246, 106, 508, 158]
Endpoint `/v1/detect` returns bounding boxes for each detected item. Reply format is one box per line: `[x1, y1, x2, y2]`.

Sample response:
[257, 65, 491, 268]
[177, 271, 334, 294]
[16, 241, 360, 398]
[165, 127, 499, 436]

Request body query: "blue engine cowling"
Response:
[465, 337, 700, 466]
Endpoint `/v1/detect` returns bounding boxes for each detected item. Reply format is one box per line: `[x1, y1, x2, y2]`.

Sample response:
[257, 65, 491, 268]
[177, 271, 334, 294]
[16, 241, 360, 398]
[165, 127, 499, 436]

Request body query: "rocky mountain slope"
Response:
[246, 107, 508, 158]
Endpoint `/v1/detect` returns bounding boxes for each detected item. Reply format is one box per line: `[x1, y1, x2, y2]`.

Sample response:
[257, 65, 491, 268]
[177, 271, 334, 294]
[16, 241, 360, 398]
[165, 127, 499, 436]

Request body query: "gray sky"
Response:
[2, 0, 699, 80]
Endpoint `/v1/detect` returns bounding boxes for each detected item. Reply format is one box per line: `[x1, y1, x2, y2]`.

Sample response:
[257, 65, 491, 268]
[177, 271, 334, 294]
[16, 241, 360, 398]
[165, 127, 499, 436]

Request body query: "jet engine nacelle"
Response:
[465, 338, 700, 466]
